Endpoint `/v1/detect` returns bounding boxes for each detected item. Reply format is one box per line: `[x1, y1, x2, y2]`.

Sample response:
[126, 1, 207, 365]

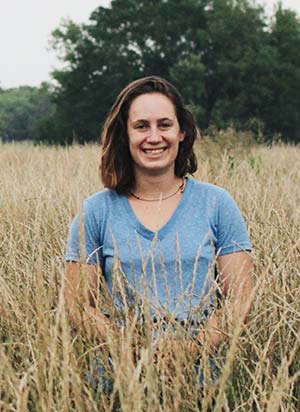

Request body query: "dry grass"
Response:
[0, 138, 300, 411]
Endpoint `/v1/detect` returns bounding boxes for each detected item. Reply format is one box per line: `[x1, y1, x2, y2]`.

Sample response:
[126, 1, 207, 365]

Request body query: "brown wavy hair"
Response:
[100, 76, 198, 194]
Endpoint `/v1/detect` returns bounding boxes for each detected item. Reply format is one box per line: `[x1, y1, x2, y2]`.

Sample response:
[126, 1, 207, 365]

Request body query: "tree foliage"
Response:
[265, 6, 300, 141]
[0, 83, 55, 142]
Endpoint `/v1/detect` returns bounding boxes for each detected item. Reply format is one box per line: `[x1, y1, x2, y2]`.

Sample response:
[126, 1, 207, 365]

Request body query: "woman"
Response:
[65, 76, 253, 364]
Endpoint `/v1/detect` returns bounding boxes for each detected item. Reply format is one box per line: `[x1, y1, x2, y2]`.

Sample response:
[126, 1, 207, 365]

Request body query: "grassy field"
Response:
[1, 137, 300, 411]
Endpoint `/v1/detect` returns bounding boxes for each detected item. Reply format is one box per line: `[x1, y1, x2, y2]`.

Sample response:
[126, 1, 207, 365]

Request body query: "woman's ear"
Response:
[179, 131, 185, 142]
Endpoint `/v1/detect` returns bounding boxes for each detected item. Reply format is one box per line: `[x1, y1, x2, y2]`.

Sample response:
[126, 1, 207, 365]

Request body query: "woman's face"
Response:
[127, 92, 184, 176]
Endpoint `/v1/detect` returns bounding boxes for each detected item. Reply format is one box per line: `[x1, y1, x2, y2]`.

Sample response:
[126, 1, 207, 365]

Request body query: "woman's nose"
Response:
[146, 126, 163, 142]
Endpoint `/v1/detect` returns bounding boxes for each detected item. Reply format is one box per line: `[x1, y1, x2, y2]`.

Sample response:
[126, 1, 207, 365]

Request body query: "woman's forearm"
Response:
[64, 262, 112, 338]
[66, 301, 111, 338]
[200, 267, 254, 350]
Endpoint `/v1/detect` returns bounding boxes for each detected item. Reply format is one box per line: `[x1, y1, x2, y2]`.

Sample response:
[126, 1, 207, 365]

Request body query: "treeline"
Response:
[0, 84, 57, 142]
[1, 0, 300, 144]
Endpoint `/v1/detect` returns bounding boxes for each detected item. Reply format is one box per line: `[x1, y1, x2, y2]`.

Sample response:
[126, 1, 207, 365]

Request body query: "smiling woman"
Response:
[65, 76, 253, 394]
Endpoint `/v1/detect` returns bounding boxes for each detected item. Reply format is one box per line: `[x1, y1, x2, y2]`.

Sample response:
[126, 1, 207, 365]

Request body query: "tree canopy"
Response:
[0, 84, 55, 142]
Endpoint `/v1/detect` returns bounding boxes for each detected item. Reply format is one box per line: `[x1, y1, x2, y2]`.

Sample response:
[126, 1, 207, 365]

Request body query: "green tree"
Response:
[0, 83, 55, 142]
[200, 0, 267, 128]
[170, 54, 206, 125]
[264, 6, 300, 142]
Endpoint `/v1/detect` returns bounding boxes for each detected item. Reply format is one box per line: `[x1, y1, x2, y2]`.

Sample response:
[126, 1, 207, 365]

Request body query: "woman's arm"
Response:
[64, 262, 112, 338]
[154, 252, 254, 360]
[201, 251, 254, 349]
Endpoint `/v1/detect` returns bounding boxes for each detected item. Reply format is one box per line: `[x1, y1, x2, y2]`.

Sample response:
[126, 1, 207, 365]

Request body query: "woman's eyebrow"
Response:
[158, 117, 173, 122]
[130, 118, 150, 124]
[129, 115, 174, 125]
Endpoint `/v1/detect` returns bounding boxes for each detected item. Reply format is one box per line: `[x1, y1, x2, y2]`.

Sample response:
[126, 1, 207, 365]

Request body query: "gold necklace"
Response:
[131, 178, 186, 202]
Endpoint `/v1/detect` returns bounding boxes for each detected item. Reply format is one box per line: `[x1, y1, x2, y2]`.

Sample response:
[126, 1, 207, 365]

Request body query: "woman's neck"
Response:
[132, 170, 182, 198]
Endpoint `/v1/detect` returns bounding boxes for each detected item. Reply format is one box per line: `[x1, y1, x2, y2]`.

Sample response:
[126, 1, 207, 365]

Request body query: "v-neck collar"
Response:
[120, 177, 193, 240]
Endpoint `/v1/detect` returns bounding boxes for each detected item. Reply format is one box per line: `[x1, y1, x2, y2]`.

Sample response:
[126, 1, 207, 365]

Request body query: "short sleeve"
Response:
[65, 203, 103, 266]
[215, 190, 252, 256]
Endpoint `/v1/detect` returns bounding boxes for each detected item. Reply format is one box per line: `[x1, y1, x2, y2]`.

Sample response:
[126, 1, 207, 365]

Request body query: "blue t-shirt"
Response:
[66, 177, 251, 319]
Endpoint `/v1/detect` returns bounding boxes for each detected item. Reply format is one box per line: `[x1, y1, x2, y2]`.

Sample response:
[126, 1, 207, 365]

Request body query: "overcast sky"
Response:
[1, 0, 299, 89]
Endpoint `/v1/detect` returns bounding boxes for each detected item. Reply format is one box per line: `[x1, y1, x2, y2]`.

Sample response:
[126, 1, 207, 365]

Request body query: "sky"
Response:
[1, 0, 300, 89]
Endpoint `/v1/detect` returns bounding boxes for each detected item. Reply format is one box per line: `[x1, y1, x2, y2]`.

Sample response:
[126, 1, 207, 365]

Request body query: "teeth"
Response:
[144, 148, 165, 154]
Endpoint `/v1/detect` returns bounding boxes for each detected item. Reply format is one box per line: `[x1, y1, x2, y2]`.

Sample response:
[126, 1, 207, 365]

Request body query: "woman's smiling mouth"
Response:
[142, 147, 167, 154]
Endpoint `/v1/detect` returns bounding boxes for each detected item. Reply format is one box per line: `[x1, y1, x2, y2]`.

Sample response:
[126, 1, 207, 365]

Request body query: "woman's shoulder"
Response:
[187, 178, 239, 215]
[84, 188, 117, 202]
[82, 188, 121, 213]
[188, 177, 229, 199]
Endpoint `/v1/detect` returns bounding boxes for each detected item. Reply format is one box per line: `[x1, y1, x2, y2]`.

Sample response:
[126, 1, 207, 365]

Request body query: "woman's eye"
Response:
[135, 124, 147, 130]
[160, 123, 171, 129]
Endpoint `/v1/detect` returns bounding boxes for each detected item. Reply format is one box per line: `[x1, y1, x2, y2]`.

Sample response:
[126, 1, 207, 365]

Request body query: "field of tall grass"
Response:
[1, 135, 300, 411]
